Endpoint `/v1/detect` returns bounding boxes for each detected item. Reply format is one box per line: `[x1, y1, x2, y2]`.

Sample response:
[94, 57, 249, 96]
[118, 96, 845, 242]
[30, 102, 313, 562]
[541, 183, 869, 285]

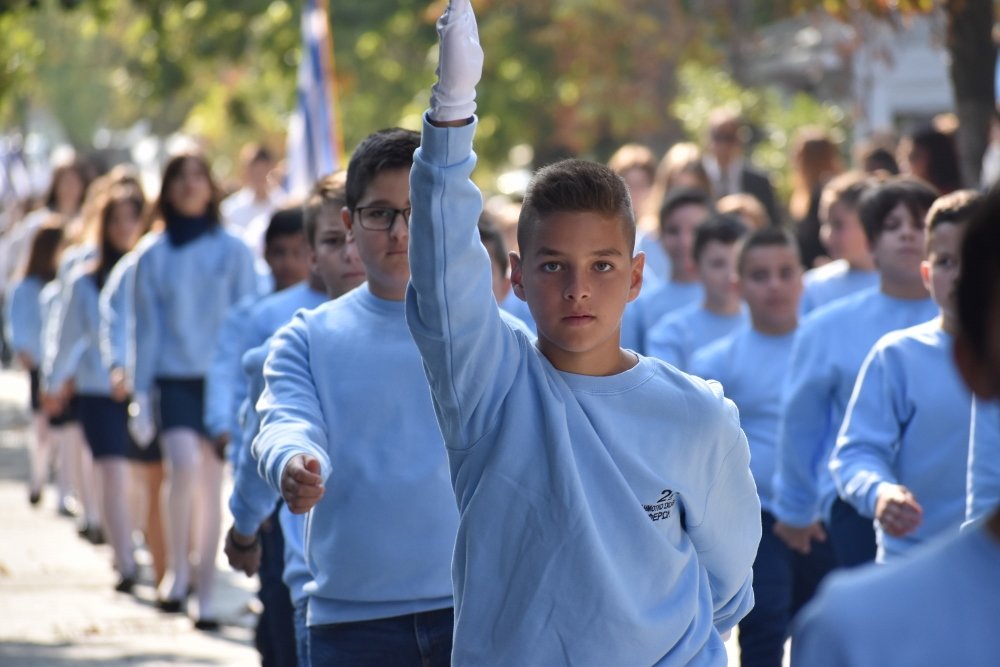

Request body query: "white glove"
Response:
[128, 392, 156, 450]
[429, 0, 483, 122]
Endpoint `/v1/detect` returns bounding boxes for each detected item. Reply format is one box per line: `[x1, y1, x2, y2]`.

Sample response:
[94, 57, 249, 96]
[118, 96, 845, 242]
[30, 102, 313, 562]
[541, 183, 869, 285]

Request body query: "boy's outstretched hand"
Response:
[282, 454, 325, 514]
[429, 0, 483, 124]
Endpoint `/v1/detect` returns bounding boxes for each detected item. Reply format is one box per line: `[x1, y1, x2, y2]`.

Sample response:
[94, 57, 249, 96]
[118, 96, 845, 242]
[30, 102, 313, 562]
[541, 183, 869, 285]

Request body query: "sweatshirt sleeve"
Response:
[684, 389, 761, 633]
[132, 249, 161, 395]
[229, 346, 279, 535]
[830, 341, 904, 518]
[46, 274, 88, 389]
[7, 279, 41, 364]
[406, 116, 523, 449]
[645, 319, 686, 370]
[966, 398, 1000, 527]
[232, 239, 260, 302]
[252, 313, 332, 493]
[98, 257, 132, 374]
[773, 322, 834, 526]
[205, 298, 254, 440]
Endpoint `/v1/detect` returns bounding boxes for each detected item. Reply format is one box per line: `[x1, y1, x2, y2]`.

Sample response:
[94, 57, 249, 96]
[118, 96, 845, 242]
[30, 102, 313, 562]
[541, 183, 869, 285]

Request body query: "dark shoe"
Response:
[193, 618, 221, 632]
[84, 525, 105, 545]
[28, 490, 41, 506]
[157, 598, 183, 613]
[114, 575, 136, 594]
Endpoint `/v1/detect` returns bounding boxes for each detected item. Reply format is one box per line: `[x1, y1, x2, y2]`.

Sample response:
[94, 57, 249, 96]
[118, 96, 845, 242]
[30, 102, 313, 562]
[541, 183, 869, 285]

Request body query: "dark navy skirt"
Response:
[77, 394, 130, 459]
[155, 377, 208, 437]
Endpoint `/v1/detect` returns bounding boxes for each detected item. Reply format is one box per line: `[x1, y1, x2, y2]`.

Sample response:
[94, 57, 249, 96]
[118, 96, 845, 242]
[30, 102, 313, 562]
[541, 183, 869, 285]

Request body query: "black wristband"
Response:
[227, 527, 259, 552]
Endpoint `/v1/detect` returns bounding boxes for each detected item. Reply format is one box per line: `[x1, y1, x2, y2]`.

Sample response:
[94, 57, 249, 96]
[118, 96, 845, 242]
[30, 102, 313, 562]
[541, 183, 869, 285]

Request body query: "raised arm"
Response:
[406, 0, 523, 449]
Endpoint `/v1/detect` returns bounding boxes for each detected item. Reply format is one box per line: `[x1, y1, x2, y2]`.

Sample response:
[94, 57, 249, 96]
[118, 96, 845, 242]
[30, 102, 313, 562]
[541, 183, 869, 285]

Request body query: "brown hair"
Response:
[818, 171, 874, 225]
[304, 171, 347, 248]
[153, 153, 223, 227]
[22, 221, 65, 283]
[90, 183, 147, 287]
[924, 189, 983, 254]
[607, 144, 656, 184]
[518, 159, 635, 254]
[789, 128, 843, 221]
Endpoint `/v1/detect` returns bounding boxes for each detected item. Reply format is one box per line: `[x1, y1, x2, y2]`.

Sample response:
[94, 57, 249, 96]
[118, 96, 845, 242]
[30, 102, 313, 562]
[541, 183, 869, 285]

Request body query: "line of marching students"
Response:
[2, 9, 999, 667]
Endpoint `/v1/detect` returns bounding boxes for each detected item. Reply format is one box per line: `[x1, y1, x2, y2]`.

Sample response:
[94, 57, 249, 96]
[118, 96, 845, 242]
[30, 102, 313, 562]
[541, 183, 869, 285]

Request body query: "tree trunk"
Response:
[946, 0, 996, 188]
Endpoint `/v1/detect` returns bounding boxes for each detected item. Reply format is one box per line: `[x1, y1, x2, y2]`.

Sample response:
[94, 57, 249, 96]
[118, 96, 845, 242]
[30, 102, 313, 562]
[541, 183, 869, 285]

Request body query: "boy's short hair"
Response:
[304, 171, 347, 248]
[240, 143, 275, 168]
[857, 176, 939, 245]
[345, 128, 420, 211]
[693, 213, 748, 263]
[925, 189, 983, 252]
[517, 159, 635, 254]
[737, 226, 800, 274]
[658, 187, 712, 233]
[859, 145, 900, 176]
[607, 143, 656, 183]
[956, 187, 1000, 362]
[478, 211, 509, 275]
[265, 206, 305, 247]
[819, 171, 874, 224]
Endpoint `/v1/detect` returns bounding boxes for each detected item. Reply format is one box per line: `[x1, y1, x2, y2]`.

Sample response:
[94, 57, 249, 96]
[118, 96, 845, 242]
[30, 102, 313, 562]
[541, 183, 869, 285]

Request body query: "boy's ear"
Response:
[627, 251, 645, 303]
[509, 251, 526, 302]
[341, 206, 354, 232]
[920, 259, 932, 292]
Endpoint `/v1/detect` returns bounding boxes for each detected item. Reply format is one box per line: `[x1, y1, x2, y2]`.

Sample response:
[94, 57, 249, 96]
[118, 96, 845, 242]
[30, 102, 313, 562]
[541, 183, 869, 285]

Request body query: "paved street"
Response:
[0, 370, 258, 666]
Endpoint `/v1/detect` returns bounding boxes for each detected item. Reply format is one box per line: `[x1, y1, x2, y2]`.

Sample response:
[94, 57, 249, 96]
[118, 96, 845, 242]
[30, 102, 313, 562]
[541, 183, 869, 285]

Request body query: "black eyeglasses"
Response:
[354, 206, 411, 231]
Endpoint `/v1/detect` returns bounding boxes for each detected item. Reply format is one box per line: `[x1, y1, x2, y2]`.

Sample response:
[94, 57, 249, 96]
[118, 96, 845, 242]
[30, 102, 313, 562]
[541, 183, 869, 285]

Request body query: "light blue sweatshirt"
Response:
[646, 303, 748, 372]
[792, 524, 1000, 667]
[207, 282, 328, 448]
[965, 399, 1000, 527]
[205, 295, 258, 442]
[5, 275, 45, 366]
[830, 321, 971, 562]
[622, 279, 704, 354]
[407, 117, 760, 667]
[636, 230, 671, 287]
[37, 281, 61, 392]
[691, 327, 796, 514]
[40, 244, 97, 386]
[132, 228, 258, 393]
[499, 289, 535, 331]
[800, 259, 879, 316]
[46, 269, 112, 395]
[233, 340, 312, 608]
[253, 285, 457, 626]
[773, 288, 937, 527]
[98, 234, 159, 377]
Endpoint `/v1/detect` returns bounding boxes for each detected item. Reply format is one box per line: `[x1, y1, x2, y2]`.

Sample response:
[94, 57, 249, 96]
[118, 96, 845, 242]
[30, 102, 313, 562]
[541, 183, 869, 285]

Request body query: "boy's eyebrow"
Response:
[358, 198, 411, 207]
[535, 247, 625, 258]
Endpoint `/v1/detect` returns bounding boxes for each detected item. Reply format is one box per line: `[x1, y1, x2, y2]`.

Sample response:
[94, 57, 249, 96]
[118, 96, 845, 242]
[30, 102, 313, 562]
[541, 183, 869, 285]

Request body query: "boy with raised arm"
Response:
[405, 3, 760, 665]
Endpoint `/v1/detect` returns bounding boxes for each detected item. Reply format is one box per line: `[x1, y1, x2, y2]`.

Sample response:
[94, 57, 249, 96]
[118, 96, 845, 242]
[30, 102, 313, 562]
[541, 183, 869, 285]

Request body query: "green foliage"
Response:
[673, 61, 849, 198]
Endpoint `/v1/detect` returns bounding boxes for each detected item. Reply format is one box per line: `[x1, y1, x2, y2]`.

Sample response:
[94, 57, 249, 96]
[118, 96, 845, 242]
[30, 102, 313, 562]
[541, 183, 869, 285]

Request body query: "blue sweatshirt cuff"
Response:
[421, 113, 477, 166]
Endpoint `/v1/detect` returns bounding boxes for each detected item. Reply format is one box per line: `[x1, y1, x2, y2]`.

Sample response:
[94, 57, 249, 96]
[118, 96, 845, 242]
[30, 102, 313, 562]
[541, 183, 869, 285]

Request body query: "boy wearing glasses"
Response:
[253, 129, 460, 664]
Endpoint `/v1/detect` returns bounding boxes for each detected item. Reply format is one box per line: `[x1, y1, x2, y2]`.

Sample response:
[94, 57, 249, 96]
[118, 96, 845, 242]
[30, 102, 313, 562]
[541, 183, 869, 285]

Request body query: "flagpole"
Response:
[316, 0, 345, 166]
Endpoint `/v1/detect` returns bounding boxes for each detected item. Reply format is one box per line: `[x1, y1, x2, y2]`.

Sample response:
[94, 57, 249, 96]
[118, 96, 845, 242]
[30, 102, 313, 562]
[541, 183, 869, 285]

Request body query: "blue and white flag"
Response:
[285, 0, 342, 198]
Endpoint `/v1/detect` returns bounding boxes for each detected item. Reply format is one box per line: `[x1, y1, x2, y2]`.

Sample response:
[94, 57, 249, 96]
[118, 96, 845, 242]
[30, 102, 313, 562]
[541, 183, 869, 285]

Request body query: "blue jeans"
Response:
[256, 507, 298, 667]
[738, 510, 836, 667]
[294, 600, 309, 667]
[309, 607, 454, 667]
[828, 497, 876, 568]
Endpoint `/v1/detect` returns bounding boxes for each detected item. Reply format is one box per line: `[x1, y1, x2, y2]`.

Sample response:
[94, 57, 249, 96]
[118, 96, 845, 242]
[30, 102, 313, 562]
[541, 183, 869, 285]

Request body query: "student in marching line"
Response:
[224, 172, 365, 666]
[203, 205, 317, 465]
[830, 190, 990, 564]
[128, 152, 258, 629]
[4, 223, 69, 508]
[620, 187, 712, 352]
[646, 214, 749, 372]
[773, 177, 939, 570]
[691, 227, 836, 667]
[46, 184, 147, 592]
[98, 216, 166, 586]
[254, 129, 462, 665]
[799, 171, 879, 315]
[791, 184, 1000, 667]
[404, 3, 760, 664]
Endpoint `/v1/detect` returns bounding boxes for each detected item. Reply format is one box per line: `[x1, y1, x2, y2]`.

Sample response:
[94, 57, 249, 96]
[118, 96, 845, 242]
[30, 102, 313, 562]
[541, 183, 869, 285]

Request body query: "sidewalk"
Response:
[0, 369, 259, 666]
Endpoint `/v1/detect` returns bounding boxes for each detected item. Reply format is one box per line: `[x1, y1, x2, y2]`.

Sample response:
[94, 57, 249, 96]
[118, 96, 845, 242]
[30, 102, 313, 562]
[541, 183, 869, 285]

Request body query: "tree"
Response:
[787, 0, 995, 187]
